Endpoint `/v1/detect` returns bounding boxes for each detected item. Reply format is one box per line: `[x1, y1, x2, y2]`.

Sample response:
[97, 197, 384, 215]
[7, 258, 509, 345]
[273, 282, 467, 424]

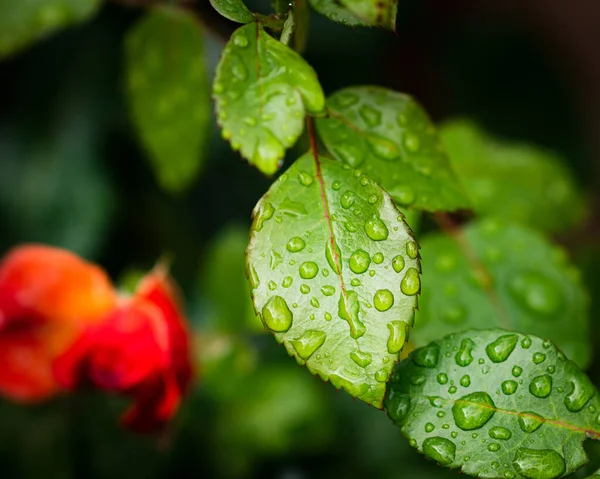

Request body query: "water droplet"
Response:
[300, 284, 310, 294]
[286, 236, 306, 253]
[460, 375, 471, 387]
[437, 411, 446, 418]
[333, 145, 364, 167]
[422, 437, 456, 465]
[270, 251, 283, 270]
[323, 312, 332, 321]
[350, 249, 371, 274]
[488, 443, 500, 452]
[489, 426, 512, 440]
[344, 222, 357, 232]
[350, 278, 361, 287]
[325, 240, 343, 275]
[564, 370, 596, 412]
[504, 472, 515, 479]
[413, 344, 440, 368]
[233, 33, 249, 47]
[338, 291, 366, 339]
[512, 366, 523, 377]
[401, 268, 420, 296]
[254, 201, 275, 231]
[332, 180, 342, 190]
[247, 263, 259, 289]
[282, 276, 293, 288]
[290, 330, 326, 360]
[452, 392, 496, 430]
[358, 105, 382, 127]
[529, 375, 552, 398]
[522, 337, 532, 348]
[360, 177, 369, 187]
[508, 271, 563, 316]
[374, 289, 394, 312]
[375, 369, 389, 382]
[486, 334, 519, 363]
[364, 215, 389, 242]
[268, 280, 277, 290]
[406, 241, 419, 259]
[392, 255, 405, 273]
[321, 285, 336, 296]
[455, 338, 475, 367]
[298, 171, 314, 186]
[387, 321, 407, 354]
[424, 423, 435, 433]
[299, 261, 319, 279]
[448, 386, 457, 394]
[373, 252, 384, 264]
[502, 380, 518, 395]
[533, 353, 546, 364]
[519, 412, 544, 433]
[310, 297, 320, 308]
[262, 296, 293, 332]
[350, 350, 372, 368]
[512, 448, 565, 479]
[369, 270, 376, 277]
[437, 373, 448, 385]
[367, 137, 400, 161]
[410, 375, 426, 386]
[393, 184, 416, 206]
[322, 268, 329, 277]
[231, 54, 248, 81]
[340, 191, 356, 209]
[404, 132, 420, 152]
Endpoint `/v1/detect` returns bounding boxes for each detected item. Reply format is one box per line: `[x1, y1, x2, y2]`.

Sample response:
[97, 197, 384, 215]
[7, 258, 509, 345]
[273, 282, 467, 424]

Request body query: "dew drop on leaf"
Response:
[349, 249, 371, 274]
[486, 334, 519, 363]
[529, 375, 552, 398]
[512, 448, 566, 479]
[392, 255, 405, 273]
[518, 412, 544, 433]
[422, 437, 456, 465]
[290, 330, 327, 360]
[401, 267, 420, 295]
[262, 295, 293, 332]
[364, 215, 389, 241]
[374, 289, 394, 312]
[412, 344, 440, 368]
[452, 392, 496, 430]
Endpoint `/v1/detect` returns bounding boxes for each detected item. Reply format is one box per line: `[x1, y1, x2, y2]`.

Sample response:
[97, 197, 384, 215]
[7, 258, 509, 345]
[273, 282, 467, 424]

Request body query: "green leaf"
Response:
[246, 151, 420, 407]
[0, 0, 101, 58]
[385, 329, 600, 479]
[309, 0, 397, 28]
[200, 224, 261, 333]
[315, 86, 470, 212]
[280, 11, 295, 46]
[440, 119, 587, 233]
[209, 0, 255, 23]
[584, 471, 600, 479]
[125, 7, 210, 192]
[308, 0, 365, 27]
[213, 23, 325, 175]
[412, 218, 590, 368]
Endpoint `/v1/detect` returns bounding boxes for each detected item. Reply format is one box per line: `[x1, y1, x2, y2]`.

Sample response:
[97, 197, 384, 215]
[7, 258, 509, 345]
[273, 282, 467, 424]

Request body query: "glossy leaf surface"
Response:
[246, 152, 420, 407]
[0, 0, 100, 58]
[412, 218, 590, 368]
[310, 0, 397, 29]
[213, 23, 325, 175]
[386, 330, 600, 479]
[316, 86, 470, 212]
[441, 119, 586, 233]
[308, 0, 365, 27]
[209, 0, 254, 23]
[125, 7, 210, 192]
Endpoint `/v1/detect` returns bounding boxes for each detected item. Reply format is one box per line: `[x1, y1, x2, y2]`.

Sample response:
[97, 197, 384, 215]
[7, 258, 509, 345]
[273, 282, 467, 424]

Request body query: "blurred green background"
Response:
[1, 0, 599, 478]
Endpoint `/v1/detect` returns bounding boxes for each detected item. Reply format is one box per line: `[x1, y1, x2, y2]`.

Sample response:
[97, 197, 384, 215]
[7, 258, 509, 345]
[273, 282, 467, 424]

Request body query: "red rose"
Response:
[0, 245, 117, 402]
[54, 268, 193, 433]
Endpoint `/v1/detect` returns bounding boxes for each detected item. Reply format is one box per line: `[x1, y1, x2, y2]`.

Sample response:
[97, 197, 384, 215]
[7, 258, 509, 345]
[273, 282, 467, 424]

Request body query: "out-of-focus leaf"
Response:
[386, 329, 600, 479]
[310, 0, 397, 29]
[213, 23, 325, 175]
[125, 7, 210, 192]
[209, 0, 254, 23]
[413, 218, 590, 368]
[246, 152, 420, 407]
[200, 224, 261, 333]
[316, 86, 470, 212]
[440, 119, 587, 233]
[0, 0, 101, 58]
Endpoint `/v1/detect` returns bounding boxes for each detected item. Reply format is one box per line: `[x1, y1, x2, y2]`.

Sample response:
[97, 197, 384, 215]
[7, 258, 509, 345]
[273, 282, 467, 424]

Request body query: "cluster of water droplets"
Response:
[386, 332, 600, 479]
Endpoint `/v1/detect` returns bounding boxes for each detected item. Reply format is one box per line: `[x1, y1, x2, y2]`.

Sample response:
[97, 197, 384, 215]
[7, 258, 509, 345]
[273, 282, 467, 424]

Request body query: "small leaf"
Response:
[0, 0, 101, 58]
[308, 0, 365, 27]
[412, 218, 591, 368]
[213, 23, 325, 175]
[246, 152, 420, 407]
[440, 119, 587, 233]
[125, 7, 210, 192]
[209, 0, 255, 23]
[316, 86, 470, 212]
[385, 329, 600, 479]
[584, 470, 600, 478]
[280, 11, 295, 46]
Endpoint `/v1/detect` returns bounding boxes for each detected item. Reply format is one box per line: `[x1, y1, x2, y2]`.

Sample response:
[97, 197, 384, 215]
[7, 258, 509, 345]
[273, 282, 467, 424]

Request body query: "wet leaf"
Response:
[316, 86, 470, 212]
[386, 329, 600, 479]
[125, 7, 210, 192]
[213, 23, 325, 175]
[0, 0, 101, 58]
[209, 0, 255, 23]
[310, 0, 397, 29]
[440, 119, 587, 233]
[246, 152, 420, 407]
[412, 218, 590, 368]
